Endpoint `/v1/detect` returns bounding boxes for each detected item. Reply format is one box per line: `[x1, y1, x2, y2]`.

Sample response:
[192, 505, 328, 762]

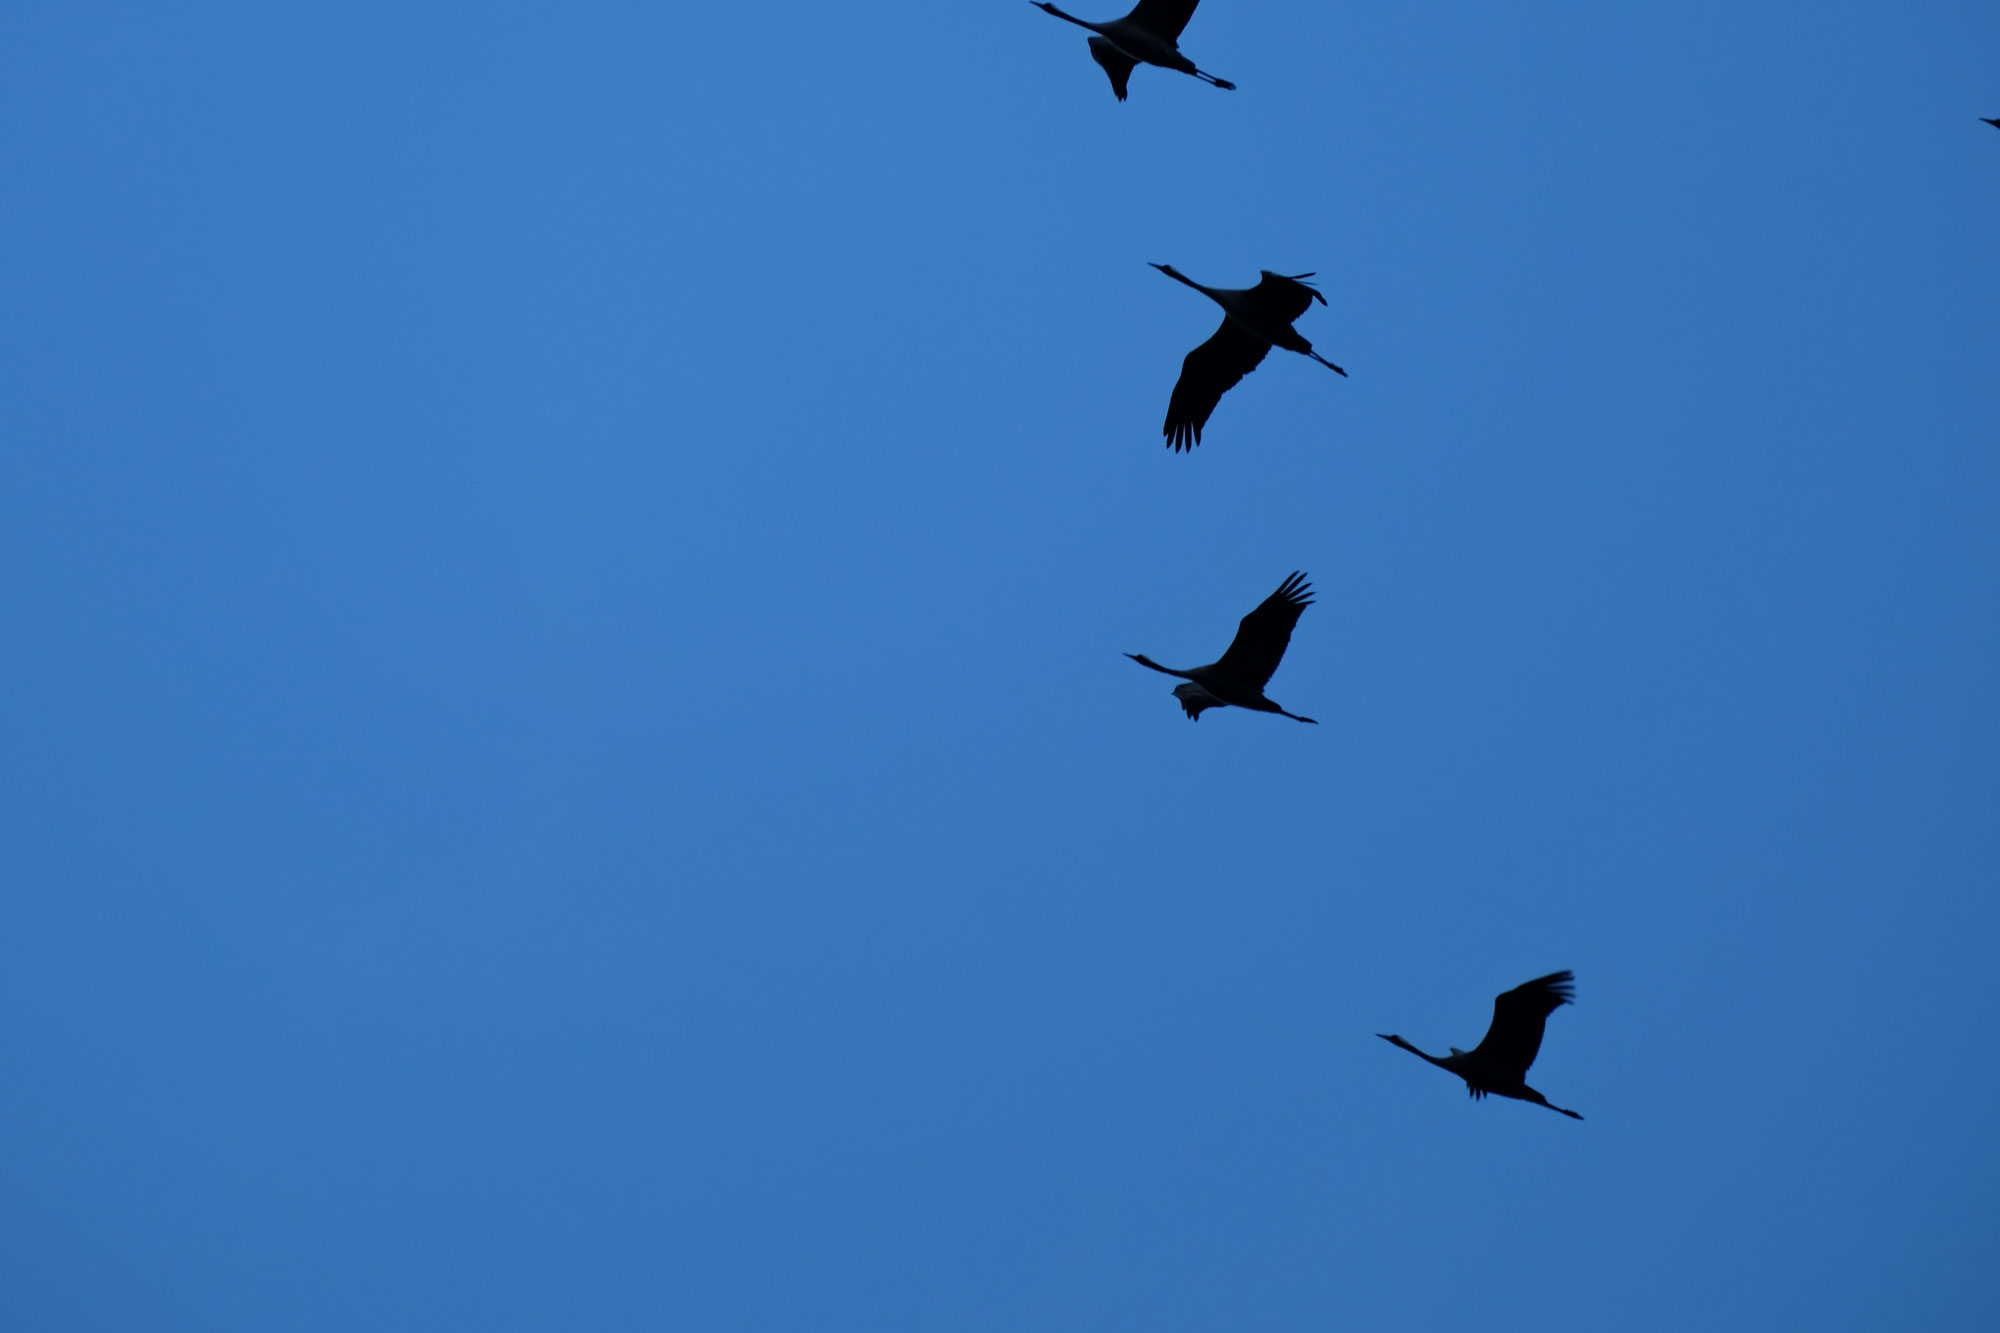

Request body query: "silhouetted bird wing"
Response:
[1244, 271, 1325, 326]
[1164, 318, 1270, 451]
[1127, 0, 1201, 42]
[1173, 681, 1222, 720]
[1087, 37, 1138, 101]
[1212, 572, 1313, 691]
[1469, 971, 1574, 1079]
[1985, 117, 2000, 130]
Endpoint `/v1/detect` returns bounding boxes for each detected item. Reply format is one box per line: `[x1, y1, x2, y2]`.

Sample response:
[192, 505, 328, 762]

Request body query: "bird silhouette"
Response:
[1378, 972, 1584, 1120]
[1127, 572, 1317, 723]
[1984, 117, 2000, 130]
[1150, 265, 1345, 451]
[1032, 0, 1234, 101]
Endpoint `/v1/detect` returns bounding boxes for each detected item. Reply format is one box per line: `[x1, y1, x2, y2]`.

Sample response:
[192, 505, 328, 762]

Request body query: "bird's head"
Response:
[1149, 262, 1182, 280]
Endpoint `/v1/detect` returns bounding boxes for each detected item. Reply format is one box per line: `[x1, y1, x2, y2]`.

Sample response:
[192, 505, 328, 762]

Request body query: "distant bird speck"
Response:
[1150, 265, 1345, 451]
[1378, 972, 1584, 1120]
[1127, 572, 1317, 723]
[1032, 0, 1234, 101]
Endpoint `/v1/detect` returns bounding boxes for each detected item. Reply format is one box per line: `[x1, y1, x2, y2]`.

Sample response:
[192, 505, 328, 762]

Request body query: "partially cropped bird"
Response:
[1032, 0, 1234, 101]
[1127, 572, 1317, 723]
[1150, 264, 1345, 452]
[1378, 972, 1584, 1120]
[1984, 117, 2000, 130]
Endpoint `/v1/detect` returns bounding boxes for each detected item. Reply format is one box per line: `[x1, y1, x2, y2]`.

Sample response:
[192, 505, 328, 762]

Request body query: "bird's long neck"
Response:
[1034, 3, 1100, 34]
[1154, 265, 1216, 302]
[1379, 1034, 1452, 1070]
[1126, 653, 1191, 680]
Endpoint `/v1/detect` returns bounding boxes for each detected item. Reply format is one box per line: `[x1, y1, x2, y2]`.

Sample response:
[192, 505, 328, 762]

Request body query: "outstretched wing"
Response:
[1163, 317, 1269, 451]
[1469, 971, 1574, 1079]
[1126, 0, 1201, 42]
[1087, 37, 1137, 101]
[1244, 271, 1325, 326]
[1212, 571, 1313, 691]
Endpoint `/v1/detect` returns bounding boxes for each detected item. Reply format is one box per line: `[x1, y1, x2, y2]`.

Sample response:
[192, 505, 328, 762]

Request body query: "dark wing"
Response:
[1126, 0, 1200, 42]
[1244, 271, 1325, 326]
[1212, 571, 1313, 691]
[1163, 318, 1270, 451]
[1469, 971, 1574, 1079]
[1087, 37, 1137, 101]
[1173, 682, 1222, 720]
[1985, 117, 2000, 129]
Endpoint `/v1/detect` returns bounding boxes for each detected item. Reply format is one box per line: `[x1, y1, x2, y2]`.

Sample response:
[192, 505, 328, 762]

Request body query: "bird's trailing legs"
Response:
[1307, 350, 1347, 377]
[1527, 1092, 1584, 1120]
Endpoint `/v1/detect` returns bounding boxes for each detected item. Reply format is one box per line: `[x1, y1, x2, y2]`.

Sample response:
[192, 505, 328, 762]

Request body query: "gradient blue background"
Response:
[5, 3, 1998, 1329]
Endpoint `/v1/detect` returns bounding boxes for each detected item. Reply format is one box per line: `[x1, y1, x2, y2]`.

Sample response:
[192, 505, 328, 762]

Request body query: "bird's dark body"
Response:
[1150, 265, 1345, 451]
[1128, 571, 1317, 723]
[1378, 972, 1584, 1121]
[1460, 1074, 1566, 1112]
[1034, 0, 1233, 101]
[1180, 665, 1290, 713]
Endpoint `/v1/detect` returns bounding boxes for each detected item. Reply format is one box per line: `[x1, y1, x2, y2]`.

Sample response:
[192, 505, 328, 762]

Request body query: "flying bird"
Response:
[1032, 0, 1235, 101]
[1378, 972, 1584, 1120]
[1127, 571, 1317, 723]
[1984, 117, 2000, 130]
[1150, 264, 1345, 451]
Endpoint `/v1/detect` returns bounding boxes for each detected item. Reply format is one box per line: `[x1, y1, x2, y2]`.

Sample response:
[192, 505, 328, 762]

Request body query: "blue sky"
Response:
[4, 2, 1998, 1329]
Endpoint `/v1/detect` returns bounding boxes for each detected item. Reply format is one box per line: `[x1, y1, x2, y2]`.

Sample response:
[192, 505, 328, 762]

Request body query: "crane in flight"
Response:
[1032, 1, 1235, 101]
[1378, 972, 1584, 1120]
[1126, 572, 1317, 723]
[1150, 264, 1345, 452]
